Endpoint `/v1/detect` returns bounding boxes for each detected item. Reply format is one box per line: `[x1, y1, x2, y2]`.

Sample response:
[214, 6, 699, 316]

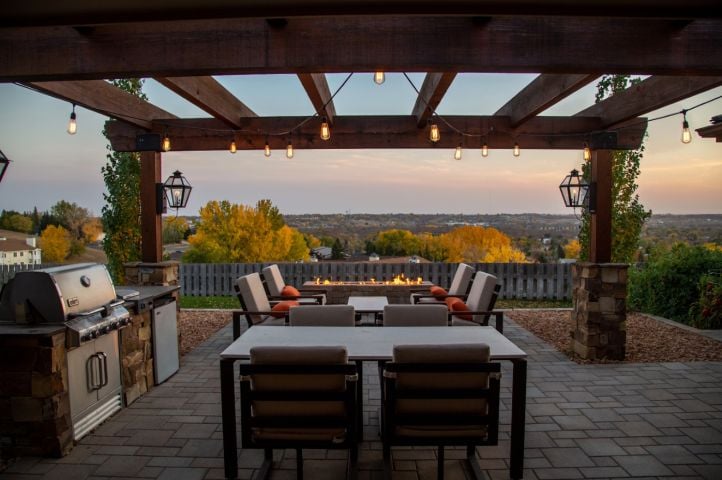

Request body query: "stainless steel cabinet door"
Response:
[153, 301, 179, 384]
[94, 331, 122, 397]
[67, 340, 100, 419]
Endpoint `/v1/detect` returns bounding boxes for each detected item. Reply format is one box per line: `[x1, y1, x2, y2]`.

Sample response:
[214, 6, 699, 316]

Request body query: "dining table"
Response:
[220, 325, 528, 479]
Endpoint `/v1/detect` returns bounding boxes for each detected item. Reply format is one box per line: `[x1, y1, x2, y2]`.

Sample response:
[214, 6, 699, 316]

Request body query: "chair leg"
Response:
[296, 448, 303, 480]
[255, 449, 273, 480]
[382, 445, 392, 480]
[347, 446, 358, 480]
[437, 445, 444, 480]
[466, 446, 489, 480]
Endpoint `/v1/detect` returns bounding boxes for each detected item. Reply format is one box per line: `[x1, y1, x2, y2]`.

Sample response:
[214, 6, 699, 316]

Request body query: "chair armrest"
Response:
[447, 310, 504, 333]
[412, 294, 468, 304]
[268, 294, 324, 304]
[231, 309, 289, 337]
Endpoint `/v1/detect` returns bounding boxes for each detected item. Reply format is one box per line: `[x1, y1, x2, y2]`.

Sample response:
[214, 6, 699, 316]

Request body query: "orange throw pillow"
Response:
[281, 285, 301, 297]
[444, 296, 462, 310]
[270, 300, 299, 318]
[449, 300, 473, 321]
[429, 285, 448, 299]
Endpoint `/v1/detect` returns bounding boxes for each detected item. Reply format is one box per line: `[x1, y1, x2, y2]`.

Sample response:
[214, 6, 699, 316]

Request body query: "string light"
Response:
[681, 110, 692, 144]
[429, 120, 440, 143]
[264, 139, 271, 157]
[162, 134, 171, 152]
[229, 140, 237, 154]
[67, 104, 77, 135]
[481, 143, 489, 157]
[513, 142, 520, 157]
[286, 140, 294, 159]
[583, 143, 591, 161]
[320, 117, 331, 141]
[454, 144, 462, 160]
[374, 72, 385, 85]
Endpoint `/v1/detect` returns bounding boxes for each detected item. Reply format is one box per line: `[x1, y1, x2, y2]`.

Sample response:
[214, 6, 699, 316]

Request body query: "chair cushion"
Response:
[465, 271, 498, 312]
[236, 273, 272, 325]
[429, 285, 448, 299]
[447, 263, 475, 296]
[281, 285, 301, 297]
[449, 300, 473, 321]
[270, 300, 299, 318]
[451, 318, 479, 327]
[261, 264, 286, 296]
[383, 304, 448, 326]
[289, 305, 355, 326]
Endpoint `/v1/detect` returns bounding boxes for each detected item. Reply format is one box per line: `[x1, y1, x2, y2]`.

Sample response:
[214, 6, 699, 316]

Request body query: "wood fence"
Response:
[179, 262, 573, 300]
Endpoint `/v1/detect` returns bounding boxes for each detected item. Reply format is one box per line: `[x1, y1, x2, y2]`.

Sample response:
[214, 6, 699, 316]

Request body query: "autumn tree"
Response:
[370, 229, 421, 256]
[40, 225, 71, 262]
[163, 217, 190, 244]
[563, 239, 582, 259]
[81, 218, 103, 243]
[579, 75, 652, 263]
[51, 200, 90, 240]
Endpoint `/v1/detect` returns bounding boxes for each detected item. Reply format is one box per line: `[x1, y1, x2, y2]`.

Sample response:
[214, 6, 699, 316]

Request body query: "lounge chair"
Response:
[411, 262, 475, 304]
[262, 264, 326, 304]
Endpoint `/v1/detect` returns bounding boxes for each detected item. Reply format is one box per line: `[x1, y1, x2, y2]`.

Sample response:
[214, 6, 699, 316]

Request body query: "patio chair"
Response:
[381, 343, 501, 480]
[262, 264, 326, 304]
[233, 272, 296, 337]
[411, 262, 475, 304]
[382, 304, 448, 326]
[289, 305, 356, 326]
[238, 346, 359, 480]
[447, 271, 503, 332]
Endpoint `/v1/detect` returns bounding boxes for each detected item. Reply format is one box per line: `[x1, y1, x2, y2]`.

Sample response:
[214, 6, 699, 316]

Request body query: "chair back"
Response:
[289, 305, 355, 326]
[447, 263, 475, 296]
[465, 271, 499, 312]
[235, 273, 272, 325]
[383, 305, 448, 326]
[261, 264, 286, 296]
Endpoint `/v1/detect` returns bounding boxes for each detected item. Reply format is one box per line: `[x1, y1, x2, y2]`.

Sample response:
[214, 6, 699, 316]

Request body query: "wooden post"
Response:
[590, 149, 612, 263]
[140, 151, 162, 262]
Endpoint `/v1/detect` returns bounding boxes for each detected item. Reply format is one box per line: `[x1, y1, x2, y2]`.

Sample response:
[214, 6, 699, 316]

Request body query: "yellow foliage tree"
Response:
[81, 218, 103, 243]
[40, 225, 71, 262]
[439, 226, 527, 263]
[563, 239, 582, 259]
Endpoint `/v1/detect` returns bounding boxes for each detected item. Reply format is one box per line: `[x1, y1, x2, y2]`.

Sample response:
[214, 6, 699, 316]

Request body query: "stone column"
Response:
[570, 263, 628, 361]
[123, 261, 179, 286]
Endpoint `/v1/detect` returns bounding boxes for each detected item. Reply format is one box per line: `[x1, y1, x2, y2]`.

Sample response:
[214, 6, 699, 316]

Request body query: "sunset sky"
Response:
[0, 74, 720, 217]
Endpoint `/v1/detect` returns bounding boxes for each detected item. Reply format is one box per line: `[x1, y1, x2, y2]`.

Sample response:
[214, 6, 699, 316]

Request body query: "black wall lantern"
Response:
[156, 170, 192, 214]
[0, 150, 10, 185]
[559, 168, 592, 212]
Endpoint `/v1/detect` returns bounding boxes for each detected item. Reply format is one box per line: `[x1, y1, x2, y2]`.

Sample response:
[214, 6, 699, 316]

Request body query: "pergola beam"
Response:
[154, 76, 257, 128]
[3, 17, 722, 82]
[412, 73, 457, 127]
[297, 74, 337, 124]
[574, 75, 722, 128]
[105, 115, 647, 152]
[495, 74, 598, 128]
[696, 123, 722, 142]
[23, 80, 177, 129]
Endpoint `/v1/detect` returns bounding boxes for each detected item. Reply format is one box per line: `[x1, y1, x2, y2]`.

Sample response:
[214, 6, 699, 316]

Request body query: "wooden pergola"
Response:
[2, 1, 722, 264]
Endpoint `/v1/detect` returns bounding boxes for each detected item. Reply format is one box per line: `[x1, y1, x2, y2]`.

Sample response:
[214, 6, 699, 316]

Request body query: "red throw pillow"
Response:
[281, 285, 301, 297]
[449, 300, 473, 321]
[444, 296, 462, 310]
[270, 300, 299, 318]
[429, 285, 448, 299]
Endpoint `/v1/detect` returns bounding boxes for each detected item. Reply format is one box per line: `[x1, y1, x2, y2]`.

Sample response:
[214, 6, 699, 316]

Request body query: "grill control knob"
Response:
[110, 321, 119, 330]
[90, 330, 98, 339]
[100, 326, 110, 334]
[81, 334, 91, 342]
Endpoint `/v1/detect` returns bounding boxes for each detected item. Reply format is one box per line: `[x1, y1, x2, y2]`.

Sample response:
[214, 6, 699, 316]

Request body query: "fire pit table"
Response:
[302, 279, 434, 304]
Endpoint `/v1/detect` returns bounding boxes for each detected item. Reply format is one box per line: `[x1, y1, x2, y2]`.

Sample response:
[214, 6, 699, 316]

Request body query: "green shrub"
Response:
[689, 275, 722, 329]
[628, 244, 722, 324]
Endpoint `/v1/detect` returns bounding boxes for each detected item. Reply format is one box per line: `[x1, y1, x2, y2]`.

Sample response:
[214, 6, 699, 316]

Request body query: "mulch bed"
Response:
[506, 310, 722, 363]
[178, 309, 233, 356]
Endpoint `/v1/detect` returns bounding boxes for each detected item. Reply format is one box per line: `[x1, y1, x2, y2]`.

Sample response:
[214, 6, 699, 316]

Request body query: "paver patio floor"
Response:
[2, 317, 722, 480]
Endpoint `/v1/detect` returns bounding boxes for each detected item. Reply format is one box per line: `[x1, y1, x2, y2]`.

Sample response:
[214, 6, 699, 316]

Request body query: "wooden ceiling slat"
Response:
[24, 80, 177, 129]
[412, 73, 457, 127]
[495, 74, 598, 128]
[3, 17, 722, 81]
[297, 74, 337, 124]
[154, 76, 256, 128]
[574, 76, 722, 128]
[105, 115, 647, 152]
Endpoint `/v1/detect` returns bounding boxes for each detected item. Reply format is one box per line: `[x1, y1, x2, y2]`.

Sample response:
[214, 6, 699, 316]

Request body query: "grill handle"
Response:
[86, 355, 100, 391]
[69, 300, 125, 318]
[98, 352, 108, 388]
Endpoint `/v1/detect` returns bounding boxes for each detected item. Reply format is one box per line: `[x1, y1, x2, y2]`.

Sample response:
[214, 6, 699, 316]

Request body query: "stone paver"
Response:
[2, 317, 722, 480]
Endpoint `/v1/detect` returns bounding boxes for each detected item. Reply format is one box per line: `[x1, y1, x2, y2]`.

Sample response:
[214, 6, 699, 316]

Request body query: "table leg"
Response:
[221, 359, 238, 480]
[355, 360, 364, 441]
[510, 358, 527, 479]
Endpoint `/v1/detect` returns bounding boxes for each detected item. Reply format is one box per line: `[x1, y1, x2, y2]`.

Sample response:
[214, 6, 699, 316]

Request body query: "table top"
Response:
[347, 296, 388, 311]
[221, 326, 527, 361]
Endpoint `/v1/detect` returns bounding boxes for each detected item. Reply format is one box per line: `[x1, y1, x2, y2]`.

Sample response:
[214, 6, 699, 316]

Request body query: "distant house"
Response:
[0, 236, 42, 266]
[368, 253, 380, 261]
[311, 246, 333, 260]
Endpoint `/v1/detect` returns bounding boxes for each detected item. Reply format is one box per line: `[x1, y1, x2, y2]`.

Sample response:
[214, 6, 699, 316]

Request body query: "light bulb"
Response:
[681, 118, 692, 144]
[374, 71, 385, 85]
[320, 118, 331, 141]
[429, 123, 440, 143]
[513, 143, 520, 157]
[67, 105, 77, 135]
[454, 144, 462, 160]
[481, 143, 489, 157]
[162, 135, 171, 152]
[286, 141, 294, 159]
[229, 141, 237, 154]
[583, 145, 591, 161]
[264, 141, 271, 157]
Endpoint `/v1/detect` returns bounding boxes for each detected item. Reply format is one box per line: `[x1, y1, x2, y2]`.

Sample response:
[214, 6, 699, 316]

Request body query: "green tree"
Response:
[51, 200, 91, 240]
[579, 75, 652, 263]
[331, 238, 344, 259]
[101, 79, 145, 282]
[373, 229, 421, 256]
[163, 217, 189, 244]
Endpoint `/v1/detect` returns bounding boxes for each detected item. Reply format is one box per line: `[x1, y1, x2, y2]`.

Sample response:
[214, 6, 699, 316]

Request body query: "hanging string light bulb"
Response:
[454, 144, 463, 160]
[374, 72, 385, 85]
[681, 110, 692, 144]
[67, 104, 77, 135]
[286, 139, 294, 159]
[162, 132, 171, 152]
[583, 143, 591, 161]
[229, 140, 237, 154]
[320, 117, 331, 141]
[481, 143, 489, 157]
[264, 138, 271, 158]
[428, 120, 440, 143]
[513, 142, 521, 157]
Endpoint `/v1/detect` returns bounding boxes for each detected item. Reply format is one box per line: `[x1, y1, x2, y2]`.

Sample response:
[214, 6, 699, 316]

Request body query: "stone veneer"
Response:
[570, 262, 628, 361]
[0, 330, 72, 458]
[124, 261, 179, 286]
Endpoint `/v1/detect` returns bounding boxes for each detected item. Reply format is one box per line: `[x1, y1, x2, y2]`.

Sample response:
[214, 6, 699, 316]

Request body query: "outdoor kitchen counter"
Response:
[0, 323, 65, 336]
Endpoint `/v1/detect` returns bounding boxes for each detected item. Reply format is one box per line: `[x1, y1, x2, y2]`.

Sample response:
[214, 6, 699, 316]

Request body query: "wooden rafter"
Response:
[495, 74, 598, 128]
[105, 115, 648, 152]
[297, 74, 337, 124]
[3, 17, 722, 82]
[697, 123, 722, 142]
[412, 73, 457, 127]
[574, 76, 722, 128]
[154, 76, 257, 128]
[23, 80, 177, 129]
